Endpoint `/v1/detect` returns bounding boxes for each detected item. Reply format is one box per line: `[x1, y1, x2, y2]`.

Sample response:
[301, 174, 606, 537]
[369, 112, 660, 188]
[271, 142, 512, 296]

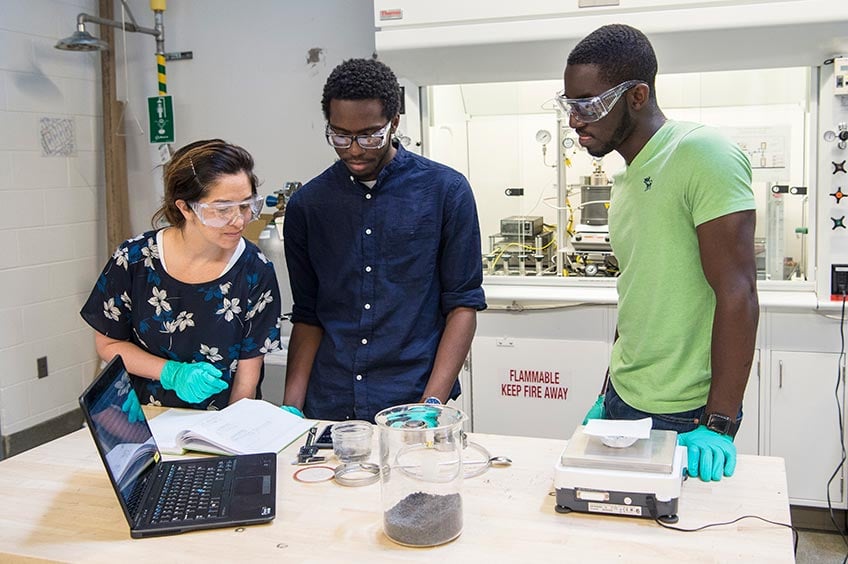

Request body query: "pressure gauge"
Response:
[825, 130, 838, 142]
[535, 129, 552, 144]
[562, 137, 575, 149]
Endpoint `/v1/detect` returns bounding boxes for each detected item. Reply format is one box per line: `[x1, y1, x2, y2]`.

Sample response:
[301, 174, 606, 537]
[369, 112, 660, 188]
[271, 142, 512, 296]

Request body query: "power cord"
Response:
[640, 290, 848, 560]
[644, 495, 798, 555]
[828, 291, 848, 564]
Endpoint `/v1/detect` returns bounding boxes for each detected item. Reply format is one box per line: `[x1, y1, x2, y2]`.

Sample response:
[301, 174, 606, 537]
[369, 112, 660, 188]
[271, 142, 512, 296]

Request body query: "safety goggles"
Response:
[325, 121, 392, 150]
[189, 194, 264, 228]
[555, 80, 643, 123]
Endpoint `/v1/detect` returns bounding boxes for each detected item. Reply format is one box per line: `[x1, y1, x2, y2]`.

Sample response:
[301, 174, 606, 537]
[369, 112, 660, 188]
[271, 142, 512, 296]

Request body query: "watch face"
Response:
[706, 413, 733, 435]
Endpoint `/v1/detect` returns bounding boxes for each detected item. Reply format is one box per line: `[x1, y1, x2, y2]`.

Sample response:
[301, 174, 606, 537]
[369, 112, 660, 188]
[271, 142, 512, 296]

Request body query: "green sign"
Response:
[147, 95, 175, 144]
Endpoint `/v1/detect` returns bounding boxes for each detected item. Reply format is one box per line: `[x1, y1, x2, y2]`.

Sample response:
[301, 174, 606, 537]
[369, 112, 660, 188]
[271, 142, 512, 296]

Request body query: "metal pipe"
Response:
[153, 10, 166, 94]
[76, 12, 160, 39]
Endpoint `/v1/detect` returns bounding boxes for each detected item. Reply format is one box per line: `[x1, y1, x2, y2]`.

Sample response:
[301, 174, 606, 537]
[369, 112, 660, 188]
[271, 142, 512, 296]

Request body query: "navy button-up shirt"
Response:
[284, 144, 486, 422]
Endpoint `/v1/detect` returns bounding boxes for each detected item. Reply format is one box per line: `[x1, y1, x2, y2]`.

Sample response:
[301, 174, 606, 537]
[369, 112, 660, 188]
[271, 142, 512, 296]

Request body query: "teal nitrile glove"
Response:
[159, 360, 228, 404]
[121, 391, 144, 423]
[582, 394, 606, 425]
[677, 425, 737, 482]
[280, 405, 305, 418]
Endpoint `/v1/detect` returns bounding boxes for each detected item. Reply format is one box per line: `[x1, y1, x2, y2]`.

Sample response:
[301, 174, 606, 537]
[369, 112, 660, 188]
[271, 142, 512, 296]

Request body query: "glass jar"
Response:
[375, 404, 467, 547]
[331, 420, 373, 463]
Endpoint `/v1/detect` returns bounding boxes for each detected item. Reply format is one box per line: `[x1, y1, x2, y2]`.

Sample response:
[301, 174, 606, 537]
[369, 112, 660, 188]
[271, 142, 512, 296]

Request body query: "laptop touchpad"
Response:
[234, 475, 271, 495]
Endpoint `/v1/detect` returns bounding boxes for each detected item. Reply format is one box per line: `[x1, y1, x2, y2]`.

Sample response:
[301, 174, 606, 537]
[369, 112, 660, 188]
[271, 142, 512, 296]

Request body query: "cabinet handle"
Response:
[778, 360, 783, 388]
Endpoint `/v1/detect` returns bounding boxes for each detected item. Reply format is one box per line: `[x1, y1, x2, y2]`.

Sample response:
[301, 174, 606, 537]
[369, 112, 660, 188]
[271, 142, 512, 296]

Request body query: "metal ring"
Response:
[293, 465, 336, 483]
[333, 462, 380, 487]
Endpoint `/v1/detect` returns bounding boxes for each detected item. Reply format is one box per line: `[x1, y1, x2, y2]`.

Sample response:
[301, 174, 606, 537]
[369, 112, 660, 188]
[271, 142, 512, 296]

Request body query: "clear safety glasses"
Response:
[325, 121, 392, 150]
[189, 194, 264, 228]
[555, 80, 643, 123]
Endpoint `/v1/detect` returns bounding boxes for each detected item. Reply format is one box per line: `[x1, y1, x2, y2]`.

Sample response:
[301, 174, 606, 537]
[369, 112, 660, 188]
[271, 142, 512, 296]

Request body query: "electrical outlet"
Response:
[36, 356, 48, 379]
[832, 264, 848, 298]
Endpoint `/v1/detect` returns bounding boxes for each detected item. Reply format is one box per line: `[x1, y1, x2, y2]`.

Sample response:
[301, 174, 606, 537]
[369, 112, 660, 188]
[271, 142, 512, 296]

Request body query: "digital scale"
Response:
[554, 426, 686, 523]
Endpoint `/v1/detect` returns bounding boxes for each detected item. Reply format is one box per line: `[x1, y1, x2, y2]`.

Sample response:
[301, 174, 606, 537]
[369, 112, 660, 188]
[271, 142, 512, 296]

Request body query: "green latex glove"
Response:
[159, 360, 228, 404]
[582, 394, 606, 425]
[677, 425, 737, 481]
[280, 405, 305, 418]
[121, 390, 144, 423]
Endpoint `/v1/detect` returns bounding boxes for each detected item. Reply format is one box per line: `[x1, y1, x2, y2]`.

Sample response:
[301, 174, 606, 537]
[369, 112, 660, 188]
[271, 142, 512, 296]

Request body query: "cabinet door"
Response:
[470, 337, 609, 439]
[734, 349, 760, 456]
[769, 351, 845, 507]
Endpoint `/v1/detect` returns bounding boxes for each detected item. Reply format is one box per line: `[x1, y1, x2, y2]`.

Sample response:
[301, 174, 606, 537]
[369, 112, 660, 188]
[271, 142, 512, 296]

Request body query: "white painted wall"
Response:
[0, 0, 104, 437]
[0, 0, 375, 437]
[118, 0, 376, 233]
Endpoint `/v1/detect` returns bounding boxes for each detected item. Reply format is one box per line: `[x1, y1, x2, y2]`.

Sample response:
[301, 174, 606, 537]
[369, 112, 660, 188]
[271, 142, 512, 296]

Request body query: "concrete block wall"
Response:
[0, 0, 104, 438]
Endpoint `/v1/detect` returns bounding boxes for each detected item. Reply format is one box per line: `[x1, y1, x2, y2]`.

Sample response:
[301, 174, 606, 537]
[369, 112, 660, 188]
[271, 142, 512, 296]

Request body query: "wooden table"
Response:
[0, 414, 794, 563]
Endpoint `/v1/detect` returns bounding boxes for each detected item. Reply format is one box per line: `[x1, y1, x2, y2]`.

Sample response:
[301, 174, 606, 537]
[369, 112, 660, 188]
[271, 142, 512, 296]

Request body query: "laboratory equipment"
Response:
[376, 404, 467, 547]
[482, 120, 620, 277]
[565, 162, 618, 277]
[55, 0, 162, 53]
[485, 215, 557, 276]
[835, 56, 848, 96]
[554, 426, 686, 523]
[331, 420, 373, 463]
[824, 122, 848, 151]
[293, 426, 325, 466]
[257, 181, 302, 328]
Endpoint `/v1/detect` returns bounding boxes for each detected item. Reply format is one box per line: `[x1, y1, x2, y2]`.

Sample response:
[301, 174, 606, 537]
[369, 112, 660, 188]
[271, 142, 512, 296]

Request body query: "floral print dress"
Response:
[81, 229, 283, 410]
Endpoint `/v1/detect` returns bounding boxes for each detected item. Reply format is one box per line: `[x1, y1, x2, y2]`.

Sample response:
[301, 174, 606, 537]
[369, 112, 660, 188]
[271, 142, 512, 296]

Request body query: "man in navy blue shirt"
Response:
[282, 58, 486, 422]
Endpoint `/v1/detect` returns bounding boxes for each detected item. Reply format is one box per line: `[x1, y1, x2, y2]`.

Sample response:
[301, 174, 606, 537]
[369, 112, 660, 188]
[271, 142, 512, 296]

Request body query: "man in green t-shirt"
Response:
[558, 24, 758, 482]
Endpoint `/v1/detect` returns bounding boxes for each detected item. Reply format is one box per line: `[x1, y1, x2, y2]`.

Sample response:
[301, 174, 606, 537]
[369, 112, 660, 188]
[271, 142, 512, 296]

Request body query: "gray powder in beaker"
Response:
[383, 491, 462, 546]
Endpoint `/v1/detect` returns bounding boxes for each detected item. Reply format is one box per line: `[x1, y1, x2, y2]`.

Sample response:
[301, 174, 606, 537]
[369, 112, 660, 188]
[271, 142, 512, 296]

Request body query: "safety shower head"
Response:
[55, 25, 109, 52]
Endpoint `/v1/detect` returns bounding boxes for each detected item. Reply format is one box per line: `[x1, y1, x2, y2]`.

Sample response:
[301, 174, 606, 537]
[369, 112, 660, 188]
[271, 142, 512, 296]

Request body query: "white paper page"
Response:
[148, 409, 212, 454]
[583, 417, 652, 439]
[186, 398, 314, 455]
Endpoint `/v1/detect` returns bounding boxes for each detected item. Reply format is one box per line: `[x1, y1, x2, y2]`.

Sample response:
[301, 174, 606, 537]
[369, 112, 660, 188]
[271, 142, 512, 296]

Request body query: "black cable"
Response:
[827, 292, 848, 560]
[645, 495, 798, 555]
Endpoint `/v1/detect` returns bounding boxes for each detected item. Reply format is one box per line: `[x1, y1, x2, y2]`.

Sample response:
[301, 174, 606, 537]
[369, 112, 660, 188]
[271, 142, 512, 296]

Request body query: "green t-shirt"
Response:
[608, 120, 754, 414]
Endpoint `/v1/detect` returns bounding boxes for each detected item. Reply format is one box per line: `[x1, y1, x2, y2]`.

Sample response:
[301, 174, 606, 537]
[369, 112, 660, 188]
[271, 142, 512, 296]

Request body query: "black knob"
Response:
[840, 130, 848, 142]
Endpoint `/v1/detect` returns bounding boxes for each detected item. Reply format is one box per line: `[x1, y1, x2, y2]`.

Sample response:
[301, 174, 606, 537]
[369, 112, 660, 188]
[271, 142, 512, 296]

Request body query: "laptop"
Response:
[79, 355, 276, 538]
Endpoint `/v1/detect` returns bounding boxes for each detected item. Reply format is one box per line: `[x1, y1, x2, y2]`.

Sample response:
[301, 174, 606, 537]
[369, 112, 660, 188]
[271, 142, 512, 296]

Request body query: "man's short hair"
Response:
[567, 24, 658, 99]
[321, 58, 401, 121]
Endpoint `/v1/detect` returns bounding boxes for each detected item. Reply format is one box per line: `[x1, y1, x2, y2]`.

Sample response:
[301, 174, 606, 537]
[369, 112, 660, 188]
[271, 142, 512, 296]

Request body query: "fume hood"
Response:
[374, 0, 848, 84]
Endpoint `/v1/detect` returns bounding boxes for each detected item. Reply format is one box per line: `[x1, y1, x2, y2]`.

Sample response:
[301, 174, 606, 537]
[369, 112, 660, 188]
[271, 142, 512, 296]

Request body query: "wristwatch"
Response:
[423, 396, 442, 405]
[704, 412, 739, 437]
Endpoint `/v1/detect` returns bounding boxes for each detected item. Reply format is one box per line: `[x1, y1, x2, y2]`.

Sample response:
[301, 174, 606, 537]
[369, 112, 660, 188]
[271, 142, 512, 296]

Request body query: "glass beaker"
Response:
[375, 403, 467, 547]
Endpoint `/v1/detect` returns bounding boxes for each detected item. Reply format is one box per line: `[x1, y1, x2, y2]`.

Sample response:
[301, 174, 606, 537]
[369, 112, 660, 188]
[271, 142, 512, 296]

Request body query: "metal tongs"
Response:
[293, 426, 326, 465]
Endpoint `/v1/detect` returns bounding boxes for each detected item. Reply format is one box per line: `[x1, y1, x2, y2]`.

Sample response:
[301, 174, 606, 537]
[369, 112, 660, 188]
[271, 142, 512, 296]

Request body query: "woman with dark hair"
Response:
[81, 139, 283, 411]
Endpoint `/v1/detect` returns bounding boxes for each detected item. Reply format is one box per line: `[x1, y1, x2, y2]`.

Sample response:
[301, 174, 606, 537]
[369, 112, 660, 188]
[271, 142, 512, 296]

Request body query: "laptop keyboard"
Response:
[149, 459, 235, 524]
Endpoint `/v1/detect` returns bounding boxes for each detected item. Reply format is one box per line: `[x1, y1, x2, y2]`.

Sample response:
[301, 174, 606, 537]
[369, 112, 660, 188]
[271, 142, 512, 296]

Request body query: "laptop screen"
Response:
[79, 357, 160, 510]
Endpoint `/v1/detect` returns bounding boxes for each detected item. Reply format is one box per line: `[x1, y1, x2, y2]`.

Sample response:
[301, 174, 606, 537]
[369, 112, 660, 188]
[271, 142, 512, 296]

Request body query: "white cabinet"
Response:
[468, 298, 848, 508]
[768, 350, 846, 508]
[470, 336, 608, 439]
[469, 305, 614, 439]
[734, 349, 761, 456]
